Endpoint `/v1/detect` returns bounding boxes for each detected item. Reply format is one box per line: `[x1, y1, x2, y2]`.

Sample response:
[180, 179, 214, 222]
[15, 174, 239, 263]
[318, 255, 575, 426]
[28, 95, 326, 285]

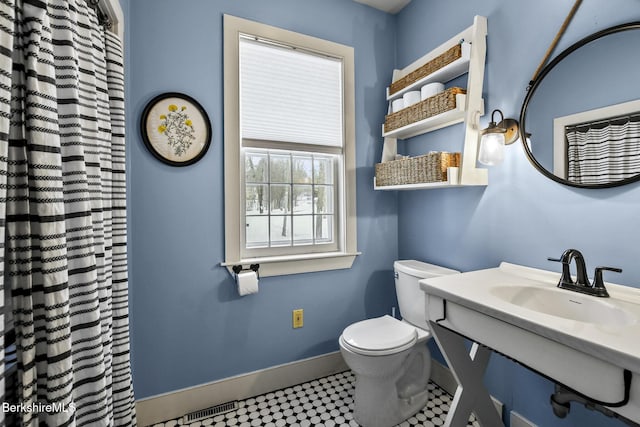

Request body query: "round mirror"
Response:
[520, 22, 640, 188]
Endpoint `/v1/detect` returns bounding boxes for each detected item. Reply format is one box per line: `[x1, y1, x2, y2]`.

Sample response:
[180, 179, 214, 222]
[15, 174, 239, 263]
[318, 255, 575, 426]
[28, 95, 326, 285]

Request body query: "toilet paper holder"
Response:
[232, 264, 260, 281]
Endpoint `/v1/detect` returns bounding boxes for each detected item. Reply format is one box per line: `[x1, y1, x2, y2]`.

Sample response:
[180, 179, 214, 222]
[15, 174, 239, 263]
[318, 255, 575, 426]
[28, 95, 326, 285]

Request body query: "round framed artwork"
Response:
[140, 92, 211, 166]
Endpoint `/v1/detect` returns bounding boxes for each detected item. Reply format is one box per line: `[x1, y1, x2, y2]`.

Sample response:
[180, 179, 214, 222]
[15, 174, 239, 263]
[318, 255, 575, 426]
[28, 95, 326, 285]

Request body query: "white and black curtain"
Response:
[566, 117, 640, 184]
[1, 0, 136, 426]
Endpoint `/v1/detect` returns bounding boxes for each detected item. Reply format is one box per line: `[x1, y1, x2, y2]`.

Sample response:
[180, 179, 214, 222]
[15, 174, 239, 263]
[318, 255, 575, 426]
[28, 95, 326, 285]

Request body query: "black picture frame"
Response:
[140, 92, 212, 166]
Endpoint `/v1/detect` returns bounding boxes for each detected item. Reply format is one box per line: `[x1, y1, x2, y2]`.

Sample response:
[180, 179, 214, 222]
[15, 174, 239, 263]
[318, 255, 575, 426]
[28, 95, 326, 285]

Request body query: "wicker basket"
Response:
[375, 152, 461, 186]
[389, 44, 463, 96]
[384, 87, 465, 133]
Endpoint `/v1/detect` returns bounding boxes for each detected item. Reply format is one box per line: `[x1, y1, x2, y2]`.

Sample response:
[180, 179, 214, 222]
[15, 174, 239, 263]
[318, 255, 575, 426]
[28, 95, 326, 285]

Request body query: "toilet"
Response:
[339, 260, 459, 427]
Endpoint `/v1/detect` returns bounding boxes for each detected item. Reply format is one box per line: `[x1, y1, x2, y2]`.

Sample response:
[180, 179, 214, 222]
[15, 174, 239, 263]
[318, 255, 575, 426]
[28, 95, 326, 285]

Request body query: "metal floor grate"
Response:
[182, 400, 238, 423]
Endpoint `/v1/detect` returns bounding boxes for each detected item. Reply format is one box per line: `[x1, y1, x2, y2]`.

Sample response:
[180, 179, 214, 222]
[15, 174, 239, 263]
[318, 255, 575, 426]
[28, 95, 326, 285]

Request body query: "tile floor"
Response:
[151, 371, 479, 427]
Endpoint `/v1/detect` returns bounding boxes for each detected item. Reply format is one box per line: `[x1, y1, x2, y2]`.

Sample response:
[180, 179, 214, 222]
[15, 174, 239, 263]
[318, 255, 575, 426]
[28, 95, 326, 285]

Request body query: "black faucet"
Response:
[548, 249, 621, 298]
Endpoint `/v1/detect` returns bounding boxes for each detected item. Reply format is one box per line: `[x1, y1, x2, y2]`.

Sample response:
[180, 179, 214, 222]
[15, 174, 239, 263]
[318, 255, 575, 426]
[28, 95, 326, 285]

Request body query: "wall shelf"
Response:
[375, 16, 489, 190]
[382, 95, 486, 140]
[375, 180, 463, 190]
[373, 167, 484, 190]
[385, 43, 471, 101]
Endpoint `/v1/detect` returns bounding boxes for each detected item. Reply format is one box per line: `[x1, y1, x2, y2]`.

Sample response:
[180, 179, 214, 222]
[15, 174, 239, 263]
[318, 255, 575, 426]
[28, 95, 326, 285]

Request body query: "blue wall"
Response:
[125, 0, 399, 399]
[124, 0, 640, 425]
[395, 0, 640, 426]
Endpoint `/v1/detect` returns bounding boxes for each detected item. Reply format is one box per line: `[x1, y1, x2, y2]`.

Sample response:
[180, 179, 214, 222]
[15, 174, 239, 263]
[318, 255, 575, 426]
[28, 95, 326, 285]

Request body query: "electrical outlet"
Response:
[292, 309, 304, 328]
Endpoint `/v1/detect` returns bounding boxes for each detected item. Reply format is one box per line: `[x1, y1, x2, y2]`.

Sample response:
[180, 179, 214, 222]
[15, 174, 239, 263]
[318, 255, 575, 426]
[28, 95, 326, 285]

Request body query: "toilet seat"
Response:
[341, 315, 417, 356]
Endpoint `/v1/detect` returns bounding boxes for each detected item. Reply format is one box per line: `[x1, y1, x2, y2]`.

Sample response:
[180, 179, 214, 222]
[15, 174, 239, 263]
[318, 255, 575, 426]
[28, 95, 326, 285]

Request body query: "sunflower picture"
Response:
[141, 92, 211, 166]
[157, 104, 196, 156]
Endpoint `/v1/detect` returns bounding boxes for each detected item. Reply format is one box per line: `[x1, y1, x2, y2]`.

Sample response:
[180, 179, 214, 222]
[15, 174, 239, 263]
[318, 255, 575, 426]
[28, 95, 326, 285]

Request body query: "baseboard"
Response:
[137, 351, 503, 426]
[430, 359, 504, 418]
[430, 359, 459, 395]
[510, 411, 538, 427]
[135, 351, 348, 426]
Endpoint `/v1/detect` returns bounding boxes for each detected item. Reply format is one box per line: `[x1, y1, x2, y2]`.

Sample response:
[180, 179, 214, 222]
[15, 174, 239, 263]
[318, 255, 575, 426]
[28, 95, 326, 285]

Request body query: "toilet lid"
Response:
[341, 315, 417, 354]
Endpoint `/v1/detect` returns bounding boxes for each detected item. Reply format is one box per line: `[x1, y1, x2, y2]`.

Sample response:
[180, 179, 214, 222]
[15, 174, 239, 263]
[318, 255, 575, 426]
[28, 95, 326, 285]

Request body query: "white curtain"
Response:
[0, 3, 11, 427]
[1, 0, 136, 426]
[566, 118, 640, 184]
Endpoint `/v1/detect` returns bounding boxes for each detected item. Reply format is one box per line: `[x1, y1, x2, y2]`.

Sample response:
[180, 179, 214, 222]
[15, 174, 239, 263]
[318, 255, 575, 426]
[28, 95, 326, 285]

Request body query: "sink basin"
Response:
[420, 262, 640, 424]
[490, 285, 638, 326]
[420, 262, 640, 426]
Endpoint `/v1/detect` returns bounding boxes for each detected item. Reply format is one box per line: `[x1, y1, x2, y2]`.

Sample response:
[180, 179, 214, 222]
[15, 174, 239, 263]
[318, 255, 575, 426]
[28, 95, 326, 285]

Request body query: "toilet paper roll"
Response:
[403, 90, 421, 107]
[391, 98, 405, 113]
[421, 82, 445, 100]
[237, 271, 259, 296]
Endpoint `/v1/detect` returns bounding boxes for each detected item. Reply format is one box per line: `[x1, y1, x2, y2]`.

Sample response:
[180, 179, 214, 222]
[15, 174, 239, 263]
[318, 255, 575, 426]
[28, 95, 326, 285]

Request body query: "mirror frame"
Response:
[519, 21, 640, 189]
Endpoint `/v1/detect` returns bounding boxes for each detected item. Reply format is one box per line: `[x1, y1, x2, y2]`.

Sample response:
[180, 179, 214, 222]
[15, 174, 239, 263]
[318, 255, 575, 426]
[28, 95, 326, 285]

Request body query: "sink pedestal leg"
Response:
[430, 321, 504, 427]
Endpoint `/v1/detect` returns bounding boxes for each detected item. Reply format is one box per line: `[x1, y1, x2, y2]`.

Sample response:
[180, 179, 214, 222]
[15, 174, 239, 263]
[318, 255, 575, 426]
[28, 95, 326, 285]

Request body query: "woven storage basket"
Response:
[389, 44, 463, 96]
[384, 87, 466, 133]
[375, 152, 461, 186]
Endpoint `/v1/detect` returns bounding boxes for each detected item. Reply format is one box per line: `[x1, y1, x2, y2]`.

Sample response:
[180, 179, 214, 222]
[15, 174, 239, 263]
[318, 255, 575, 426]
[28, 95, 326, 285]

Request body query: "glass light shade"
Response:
[478, 131, 506, 166]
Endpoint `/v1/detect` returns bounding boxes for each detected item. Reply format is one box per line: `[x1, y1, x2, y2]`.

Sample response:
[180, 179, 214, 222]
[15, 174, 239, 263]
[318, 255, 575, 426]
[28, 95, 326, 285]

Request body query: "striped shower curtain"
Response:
[1, 1, 136, 426]
[566, 117, 640, 184]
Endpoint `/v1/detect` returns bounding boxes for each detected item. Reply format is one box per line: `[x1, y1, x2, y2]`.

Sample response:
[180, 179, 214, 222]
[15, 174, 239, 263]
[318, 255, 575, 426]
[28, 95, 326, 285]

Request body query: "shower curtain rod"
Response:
[88, 0, 124, 39]
[566, 111, 640, 132]
[87, 0, 113, 29]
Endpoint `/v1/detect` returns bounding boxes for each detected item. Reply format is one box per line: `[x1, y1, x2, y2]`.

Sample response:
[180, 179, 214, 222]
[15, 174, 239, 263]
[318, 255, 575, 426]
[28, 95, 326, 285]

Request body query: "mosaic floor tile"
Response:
[151, 371, 479, 427]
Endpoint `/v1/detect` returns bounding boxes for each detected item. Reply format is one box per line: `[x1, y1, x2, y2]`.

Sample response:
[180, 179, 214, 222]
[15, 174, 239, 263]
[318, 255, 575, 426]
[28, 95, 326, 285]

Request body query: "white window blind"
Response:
[239, 36, 344, 147]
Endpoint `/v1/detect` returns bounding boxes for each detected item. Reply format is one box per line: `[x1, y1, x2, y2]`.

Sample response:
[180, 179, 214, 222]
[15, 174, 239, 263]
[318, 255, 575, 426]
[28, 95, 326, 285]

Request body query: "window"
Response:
[223, 15, 358, 276]
[244, 150, 338, 254]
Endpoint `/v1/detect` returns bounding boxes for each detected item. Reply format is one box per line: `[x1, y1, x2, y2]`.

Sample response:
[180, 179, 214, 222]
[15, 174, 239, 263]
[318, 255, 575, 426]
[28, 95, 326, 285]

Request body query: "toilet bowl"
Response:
[339, 260, 459, 427]
[340, 315, 432, 427]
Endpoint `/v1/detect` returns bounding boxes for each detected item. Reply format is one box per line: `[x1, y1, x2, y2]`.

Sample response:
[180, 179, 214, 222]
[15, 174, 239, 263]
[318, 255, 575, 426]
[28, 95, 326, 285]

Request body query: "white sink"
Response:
[420, 262, 640, 425]
[490, 284, 638, 326]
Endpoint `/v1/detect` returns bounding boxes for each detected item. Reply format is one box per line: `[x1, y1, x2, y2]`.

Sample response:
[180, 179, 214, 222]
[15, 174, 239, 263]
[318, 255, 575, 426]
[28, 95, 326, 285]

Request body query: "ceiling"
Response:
[352, 0, 412, 14]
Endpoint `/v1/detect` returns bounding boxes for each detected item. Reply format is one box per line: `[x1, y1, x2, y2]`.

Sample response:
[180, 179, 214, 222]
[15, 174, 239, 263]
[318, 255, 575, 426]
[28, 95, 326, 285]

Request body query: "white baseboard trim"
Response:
[430, 358, 459, 395]
[510, 411, 538, 427]
[430, 359, 504, 419]
[136, 351, 348, 426]
[137, 352, 504, 426]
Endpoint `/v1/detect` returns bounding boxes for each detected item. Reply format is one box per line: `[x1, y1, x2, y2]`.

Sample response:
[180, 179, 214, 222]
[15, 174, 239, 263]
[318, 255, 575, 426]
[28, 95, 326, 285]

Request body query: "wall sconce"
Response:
[478, 109, 520, 166]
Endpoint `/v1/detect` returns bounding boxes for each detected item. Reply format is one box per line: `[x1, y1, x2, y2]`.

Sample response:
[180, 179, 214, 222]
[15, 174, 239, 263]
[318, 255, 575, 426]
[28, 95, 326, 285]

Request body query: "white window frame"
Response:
[223, 15, 358, 277]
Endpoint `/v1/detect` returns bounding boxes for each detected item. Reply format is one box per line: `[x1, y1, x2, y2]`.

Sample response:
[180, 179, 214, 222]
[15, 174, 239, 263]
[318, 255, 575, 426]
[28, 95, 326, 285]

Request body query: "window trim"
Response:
[223, 14, 358, 277]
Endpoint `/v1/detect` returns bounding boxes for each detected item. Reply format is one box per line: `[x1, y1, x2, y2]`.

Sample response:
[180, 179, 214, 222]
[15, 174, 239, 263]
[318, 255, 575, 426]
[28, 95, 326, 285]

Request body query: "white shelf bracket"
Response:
[381, 137, 398, 163]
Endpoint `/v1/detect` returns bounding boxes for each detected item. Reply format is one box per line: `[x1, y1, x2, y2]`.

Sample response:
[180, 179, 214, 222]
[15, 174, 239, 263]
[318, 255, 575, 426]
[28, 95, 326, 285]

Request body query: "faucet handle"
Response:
[593, 266, 622, 288]
[591, 266, 621, 297]
[548, 256, 573, 287]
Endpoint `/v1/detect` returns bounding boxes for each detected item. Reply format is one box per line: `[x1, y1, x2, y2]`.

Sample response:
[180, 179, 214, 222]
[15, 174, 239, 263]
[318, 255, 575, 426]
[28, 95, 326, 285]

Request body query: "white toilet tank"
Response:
[394, 260, 459, 330]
